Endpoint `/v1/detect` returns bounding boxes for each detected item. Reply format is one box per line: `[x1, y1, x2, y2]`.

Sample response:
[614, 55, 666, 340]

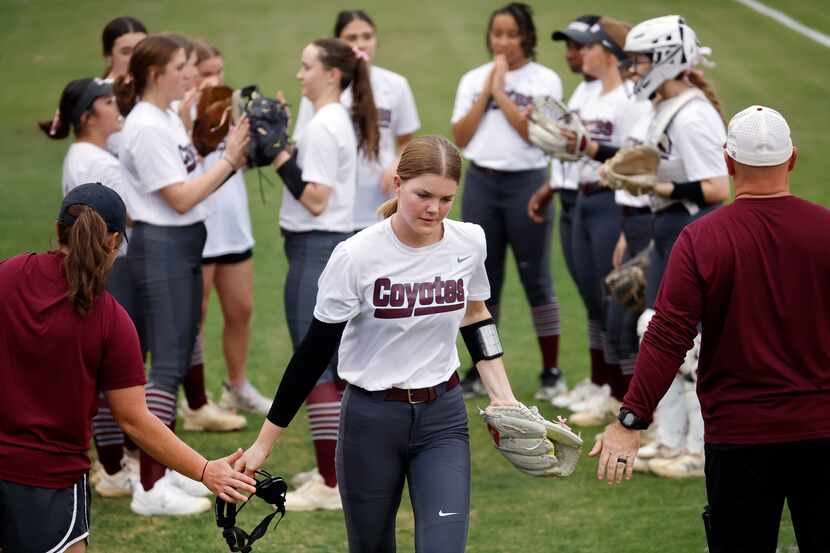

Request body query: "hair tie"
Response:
[352, 46, 369, 62]
[49, 109, 61, 136]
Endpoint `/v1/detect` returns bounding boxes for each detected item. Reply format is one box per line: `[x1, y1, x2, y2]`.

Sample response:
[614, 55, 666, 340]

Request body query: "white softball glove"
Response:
[527, 97, 588, 161]
[480, 403, 583, 477]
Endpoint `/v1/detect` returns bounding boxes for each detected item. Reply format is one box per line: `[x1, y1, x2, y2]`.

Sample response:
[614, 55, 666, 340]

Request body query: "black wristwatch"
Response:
[618, 407, 649, 430]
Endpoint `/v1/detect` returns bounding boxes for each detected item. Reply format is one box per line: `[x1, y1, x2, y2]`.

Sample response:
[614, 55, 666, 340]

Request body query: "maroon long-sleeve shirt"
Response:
[623, 195, 830, 444]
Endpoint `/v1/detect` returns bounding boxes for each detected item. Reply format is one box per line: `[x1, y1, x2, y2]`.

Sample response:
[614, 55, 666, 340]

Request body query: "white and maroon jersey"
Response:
[550, 79, 601, 190]
[575, 83, 648, 186]
[279, 102, 356, 233]
[614, 96, 655, 208]
[314, 217, 490, 390]
[451, 61, 562, 171]
[294, 65, 421, 229]
[119, 101, 204, 226]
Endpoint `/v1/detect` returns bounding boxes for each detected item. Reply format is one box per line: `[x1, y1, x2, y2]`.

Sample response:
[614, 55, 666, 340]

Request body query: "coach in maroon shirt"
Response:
[0, 184, 255, 553]
[590, 106, 830, 553]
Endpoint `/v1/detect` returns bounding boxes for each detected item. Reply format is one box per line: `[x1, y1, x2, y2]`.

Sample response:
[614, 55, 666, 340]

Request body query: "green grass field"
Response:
[2, 1, 828, 551]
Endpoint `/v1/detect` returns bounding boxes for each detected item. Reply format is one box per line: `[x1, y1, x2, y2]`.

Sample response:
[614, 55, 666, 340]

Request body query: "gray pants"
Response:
[127, 222, 205, 395]
[557, 189, 578, 285]
[461, 164, 555, 316]
[336, 384, 470, 553]
[107, 256, 146, 354]
[282, 229, 351, 382]
[606, 211, 652, 373]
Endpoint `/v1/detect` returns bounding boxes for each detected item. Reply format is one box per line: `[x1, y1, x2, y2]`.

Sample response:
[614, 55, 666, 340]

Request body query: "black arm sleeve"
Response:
[593, 144, 619, 163]
[670, 180, 705, 206]
[266, 318, 347, 428]
[276, 150, 308, 200]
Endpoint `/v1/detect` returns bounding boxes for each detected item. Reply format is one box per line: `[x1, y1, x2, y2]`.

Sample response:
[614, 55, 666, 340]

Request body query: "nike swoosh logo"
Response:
[457, 255, 471, 263]
[438, 510, 458, 517]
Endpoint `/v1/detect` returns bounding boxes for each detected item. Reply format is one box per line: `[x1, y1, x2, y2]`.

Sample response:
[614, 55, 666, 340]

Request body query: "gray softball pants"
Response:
[557, 189, 578, 285]
[461, 164, 555, 316]
[126, 222, 205, 395]
[336, 383, 470, 553]
[282, 229, 352, 382]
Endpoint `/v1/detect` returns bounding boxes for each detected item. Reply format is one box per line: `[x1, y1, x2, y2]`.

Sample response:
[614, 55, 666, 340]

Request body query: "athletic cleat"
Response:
[166, 469, 211, 497]
[291, 467, 322, 489]
[460, 372, 487, 399]
[534, 370, 567, 401]
[219, 380, 272, 415]
[551, 378, 600, 409]
[284, 479, 342, 512]
[637, 442, 686, 460]
[649, 453, 705, 478]
[94, 466, 137, 497]
[182, 400, 246, 432]
[568, 384, 611, 413]
[131, 475, 212, 516]
[568, 396, 621, 427]
[90, 460, 105, 487]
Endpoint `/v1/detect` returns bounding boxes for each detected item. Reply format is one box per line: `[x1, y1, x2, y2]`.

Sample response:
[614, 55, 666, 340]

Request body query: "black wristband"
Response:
[460, 318, 504, 364]
[670, 180, 705, 206]
[618, 407, 650, 430]
[276, 150, 308, 200]
[267, 318, 347, 428]
[593, 144, 619, 163]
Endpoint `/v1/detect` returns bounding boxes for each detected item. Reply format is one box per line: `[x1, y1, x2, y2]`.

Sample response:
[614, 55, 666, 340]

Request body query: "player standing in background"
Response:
[187, 39, 273, 417]
[452, 2, 564, 401]
[294, 9, 421, 232]
[238, 136, 533, 553]
[272, 37, 379, 511]
[528, 14, 601, 404]
[0, 184, 256, 553]
[115, 34, 251, 516]
[617, 15, 729, 477]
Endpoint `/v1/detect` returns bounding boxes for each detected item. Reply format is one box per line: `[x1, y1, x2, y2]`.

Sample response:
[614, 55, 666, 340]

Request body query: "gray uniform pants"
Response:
[282, 229, 351, 382]
[557, 189, 578, 285]
[127, 222, 205, 394]
[336, 383, 470, 553]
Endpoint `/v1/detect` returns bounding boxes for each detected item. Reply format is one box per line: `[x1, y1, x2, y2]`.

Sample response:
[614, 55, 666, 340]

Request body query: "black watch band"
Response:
[618, 407, 649, 430]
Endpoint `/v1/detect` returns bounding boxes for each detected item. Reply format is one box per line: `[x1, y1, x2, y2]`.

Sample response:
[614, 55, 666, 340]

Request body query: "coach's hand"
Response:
[527, 183, 553, 223]
[203, 449, 258, 503]
[589, 421, 640, 485]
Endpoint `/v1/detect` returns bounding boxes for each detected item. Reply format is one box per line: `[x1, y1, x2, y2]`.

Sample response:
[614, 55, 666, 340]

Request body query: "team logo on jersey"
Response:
[583, 119, 614, 143]
[482, 90, 535, 112]
[372, 276, 465, 319]
[377, 108, 392, 129]
[178, 144, 198, 174]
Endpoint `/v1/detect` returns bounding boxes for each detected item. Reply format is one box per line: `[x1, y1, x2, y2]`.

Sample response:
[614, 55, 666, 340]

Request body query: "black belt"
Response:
[578, 182, 612, 196]
[622, 206, 652, 217]
[353, 373, 461, 404]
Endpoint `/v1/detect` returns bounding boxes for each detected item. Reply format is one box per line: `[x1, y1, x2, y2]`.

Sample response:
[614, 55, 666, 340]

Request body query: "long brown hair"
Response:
[113, 34, 182, 116]
[686, 69, 725, 122]
[57, 205, 121, 315]
[312, 38, 379, 160]
[377, 135, 462, 218]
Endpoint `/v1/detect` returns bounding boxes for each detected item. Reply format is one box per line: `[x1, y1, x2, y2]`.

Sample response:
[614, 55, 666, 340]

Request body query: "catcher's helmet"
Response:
[624, 15, 709, 101]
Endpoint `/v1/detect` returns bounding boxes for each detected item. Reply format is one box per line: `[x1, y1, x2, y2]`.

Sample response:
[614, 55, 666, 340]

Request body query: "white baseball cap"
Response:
[725, 105, 793, 167]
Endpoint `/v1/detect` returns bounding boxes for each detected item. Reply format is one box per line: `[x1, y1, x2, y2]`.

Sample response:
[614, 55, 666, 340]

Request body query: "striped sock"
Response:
[306, 381, 341, 488]
[92, 393, 125, 475]
[141, 386, 178, 491]
[532, 301, 561, 370]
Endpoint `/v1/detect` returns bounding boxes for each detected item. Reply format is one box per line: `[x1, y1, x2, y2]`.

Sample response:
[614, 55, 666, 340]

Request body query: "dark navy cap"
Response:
[59, 183, 127, 236]
[552, 15, 601, 43]
[582, 22, 628, 61]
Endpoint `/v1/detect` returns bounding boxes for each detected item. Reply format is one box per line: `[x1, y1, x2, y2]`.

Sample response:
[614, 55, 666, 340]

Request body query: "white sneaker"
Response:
[637, 442, 686, 460]
[534, 378, 567, 402]
[551, 379, 597, 409]
[284, 479, 342, 512]
[219, 380, 272, 415]
[291, 468, 322, 489]
[95, 466, 137, 497]
[569, 384, 611, 413]
[568, 396, 621, 427]
[182, 400, 247, 432]
[123, 450, 140, 476]
[166, 469, 211, 497]
[131, 475, 212, 516]
[90, 461, 105, 487]
[650, 453, 705, 478]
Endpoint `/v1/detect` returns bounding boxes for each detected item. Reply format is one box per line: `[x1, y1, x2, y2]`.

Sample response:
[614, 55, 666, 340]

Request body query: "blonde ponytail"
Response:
[377, 197, 398, 219]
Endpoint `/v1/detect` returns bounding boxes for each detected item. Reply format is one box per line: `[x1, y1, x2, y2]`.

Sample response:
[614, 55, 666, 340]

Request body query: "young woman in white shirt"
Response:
[451, 2, 565, 402]
[114, 34, 251, 516]
[238, 135, 533, 553]
[293, 9, 421, 231]
[271, 37, 379, 511]
[40, 77, 145, 499]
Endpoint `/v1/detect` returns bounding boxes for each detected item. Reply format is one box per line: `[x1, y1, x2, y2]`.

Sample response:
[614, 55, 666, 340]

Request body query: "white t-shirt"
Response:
[294, 66, 421, 230]
[451, 61, 562, 171]
[550, 79, 601, 190]
[279, 102, 356, 233]
[119, 101, 206, 226]
[201, 142, 255, 258]
[314, 217, 490, 390]
[614, 98, 655, 208]
[61, 142, 132, 255]
[574, 83, 648, 185]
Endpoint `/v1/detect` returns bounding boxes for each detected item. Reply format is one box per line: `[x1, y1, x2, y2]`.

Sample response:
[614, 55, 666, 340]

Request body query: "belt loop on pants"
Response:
[353, 373, 461, 404]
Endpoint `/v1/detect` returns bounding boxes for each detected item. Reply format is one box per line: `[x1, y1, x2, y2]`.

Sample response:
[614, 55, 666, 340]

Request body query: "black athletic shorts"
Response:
[202, 248, 253, 265]
[0, 474, 90, 553]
